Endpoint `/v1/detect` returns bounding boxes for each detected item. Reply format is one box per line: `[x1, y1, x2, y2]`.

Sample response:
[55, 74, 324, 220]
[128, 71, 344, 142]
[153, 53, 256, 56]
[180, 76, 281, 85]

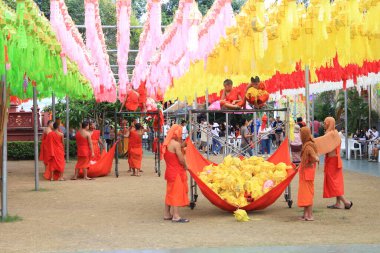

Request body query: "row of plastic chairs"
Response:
[340, 138, 363, 160]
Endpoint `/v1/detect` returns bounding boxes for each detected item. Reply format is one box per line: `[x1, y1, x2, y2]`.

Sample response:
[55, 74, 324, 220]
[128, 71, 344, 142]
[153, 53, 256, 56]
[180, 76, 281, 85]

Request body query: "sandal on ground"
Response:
[345, 201, 353, 210]
[327, 204, 342, 209]
[172, 218, 190, 223]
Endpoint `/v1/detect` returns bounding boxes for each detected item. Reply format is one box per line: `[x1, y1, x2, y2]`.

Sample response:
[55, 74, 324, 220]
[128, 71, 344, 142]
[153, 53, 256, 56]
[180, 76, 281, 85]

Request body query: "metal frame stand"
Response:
[1, 73, 8, 219]
[187, 107, 293, 209]
[33, 86, 39, 191]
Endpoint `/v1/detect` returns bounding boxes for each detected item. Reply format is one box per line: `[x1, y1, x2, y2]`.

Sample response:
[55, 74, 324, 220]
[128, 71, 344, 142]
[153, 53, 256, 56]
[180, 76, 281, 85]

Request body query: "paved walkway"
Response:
[81, 244, 380, 253]
[342, 158, 380, 177]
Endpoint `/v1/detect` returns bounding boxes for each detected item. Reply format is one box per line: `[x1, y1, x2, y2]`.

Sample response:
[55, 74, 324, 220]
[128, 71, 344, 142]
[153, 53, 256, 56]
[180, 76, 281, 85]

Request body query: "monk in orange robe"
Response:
[89, 122, 104, 162]
[120, 89, 140, 112]
[323, 117, 353, 209]
[126, 123, 144, 176]
[43, 122, 66, 181]
[298, 127, 319, 221]
[40, 120, 53, 173]
[163, 124, 190, 223]
[72, 121, 94, 180]
[220, 79, 243, 110]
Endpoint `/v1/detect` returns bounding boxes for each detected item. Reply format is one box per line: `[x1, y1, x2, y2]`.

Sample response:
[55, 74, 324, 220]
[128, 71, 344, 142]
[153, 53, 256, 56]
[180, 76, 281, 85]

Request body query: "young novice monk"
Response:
[163, 124, 190, 223]
[298, 127, 319, 221]
[220, 79, 243, 110]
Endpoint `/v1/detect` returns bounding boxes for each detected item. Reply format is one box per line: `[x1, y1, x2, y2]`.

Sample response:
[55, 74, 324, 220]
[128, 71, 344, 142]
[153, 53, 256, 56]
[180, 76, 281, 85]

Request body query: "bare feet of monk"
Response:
[84, 177, 94, 180]
[71, 176, 78, 180]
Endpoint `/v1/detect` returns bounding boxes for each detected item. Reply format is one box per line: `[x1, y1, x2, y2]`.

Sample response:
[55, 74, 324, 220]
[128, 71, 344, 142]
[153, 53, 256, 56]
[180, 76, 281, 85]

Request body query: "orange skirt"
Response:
[75, 156, 90, 169]
[298, 165, 315, 207]
[323, 156, 344, 198]
[128, 148, 142, 169]
[43, 162, 62, 181]
[165, 175, 189, 207]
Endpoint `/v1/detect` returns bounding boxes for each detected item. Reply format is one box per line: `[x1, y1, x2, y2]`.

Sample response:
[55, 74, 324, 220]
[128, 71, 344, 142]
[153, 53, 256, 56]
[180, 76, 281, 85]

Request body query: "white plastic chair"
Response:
[235, 137, 242, 151]
[340, 138, 346, 157]
[348, 139, 362, 160]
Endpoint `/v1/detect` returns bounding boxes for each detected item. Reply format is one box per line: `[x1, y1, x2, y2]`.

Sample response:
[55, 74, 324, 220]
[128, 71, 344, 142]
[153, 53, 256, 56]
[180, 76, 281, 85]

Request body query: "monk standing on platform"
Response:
[40, 120, 53, 173]
[126, 123, 144, 176]
[89, 122, 104, 162]
[44, 122, 66, 181]
[323, 117, 353, 209]
[220, 79, 243, 110]
[298, 127, 319, 221]
[72, 121, 94, 180]
[163, 124, 190, 223]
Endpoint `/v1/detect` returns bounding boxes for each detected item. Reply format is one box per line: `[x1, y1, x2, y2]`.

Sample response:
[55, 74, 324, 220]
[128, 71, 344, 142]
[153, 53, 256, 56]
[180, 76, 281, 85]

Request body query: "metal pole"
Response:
[52, 92, 56, 121]
[205, 89, 210, 160]
[305, 65, 310, 126]
[368, 85, 372, 128]
[33, 86, 39, 191]
[293, 95, 297, 119]
[344, 89, 349, 160]
[225, 113, 229, 157]
[1, 73, 8, 219]
[66, 96, 70, 162]
[114, 109, 119, 177]
[184, 96, 188, 122]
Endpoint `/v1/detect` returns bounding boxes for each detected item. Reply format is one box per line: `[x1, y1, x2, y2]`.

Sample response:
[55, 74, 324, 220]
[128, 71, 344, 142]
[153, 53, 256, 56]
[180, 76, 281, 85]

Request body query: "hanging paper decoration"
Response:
[85, 0, 117, 102]
[116, 0, 132, 102]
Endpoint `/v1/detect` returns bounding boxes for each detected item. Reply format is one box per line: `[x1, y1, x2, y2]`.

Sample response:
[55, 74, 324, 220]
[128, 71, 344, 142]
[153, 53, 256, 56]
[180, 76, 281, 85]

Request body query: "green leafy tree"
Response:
[335, 89, 379, 134]
[314, 91, 336, 122]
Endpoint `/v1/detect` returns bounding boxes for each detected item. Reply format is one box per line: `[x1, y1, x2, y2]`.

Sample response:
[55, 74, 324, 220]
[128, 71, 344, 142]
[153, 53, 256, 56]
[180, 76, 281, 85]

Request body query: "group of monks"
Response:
[220, 76, 263, 110]
[39, 120, 104, 181]
[297, 117, 353, 221]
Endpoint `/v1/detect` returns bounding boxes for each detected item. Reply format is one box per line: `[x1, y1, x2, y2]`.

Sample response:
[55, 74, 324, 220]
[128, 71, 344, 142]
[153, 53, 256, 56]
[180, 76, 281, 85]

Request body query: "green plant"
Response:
[1, 215, 22, 223]
[7, 141, 77, 160]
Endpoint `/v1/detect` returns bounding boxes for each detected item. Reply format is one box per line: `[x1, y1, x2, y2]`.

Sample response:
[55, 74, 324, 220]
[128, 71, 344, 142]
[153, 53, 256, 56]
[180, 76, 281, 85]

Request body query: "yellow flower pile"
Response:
[199, 155, 291, 207]
[245, 87, 269, 102]
[234, 209, 250, 222]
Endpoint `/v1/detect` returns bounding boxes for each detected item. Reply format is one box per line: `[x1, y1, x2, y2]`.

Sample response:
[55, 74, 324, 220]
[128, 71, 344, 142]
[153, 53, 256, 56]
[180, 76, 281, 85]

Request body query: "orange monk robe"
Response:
[43, 132, 65, 180]
[137, 81, 147, 110]
[298, 163, 316, 207]
[75, 132, 91, 169]
[323, 146, 344, 198]
[90, 130, 102, 161]
[118, 128, 129, 156]
[162, 124, 189, 207]
[125, 90, 140, 111]
[39, 133, 49, 166]
[220, 88, 243, 108]
[128, 130, 143, 169]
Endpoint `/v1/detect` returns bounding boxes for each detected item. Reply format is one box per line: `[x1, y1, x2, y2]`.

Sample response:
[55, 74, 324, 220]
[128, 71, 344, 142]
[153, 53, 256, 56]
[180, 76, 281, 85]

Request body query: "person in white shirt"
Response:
[200, 119, 208, 152]
[258, 116, 271, 155]
[369, 126, 379, 141]
[211, 122, 221, 155]
[163, 121, 170, 137]
[181, 120, 188, 141]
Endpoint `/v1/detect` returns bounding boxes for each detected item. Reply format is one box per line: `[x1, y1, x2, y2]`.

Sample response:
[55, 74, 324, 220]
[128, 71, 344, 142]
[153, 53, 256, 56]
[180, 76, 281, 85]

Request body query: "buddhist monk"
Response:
[120, 89, 140, 112]
[43, 122, 66, 181]
[323, 117, 353, 209]
[220, 79, 243, 110]
[89, 122, 104, 162]
[126, 123, 145, 176]
[40, 120, 53, 173]
[298, 127, 319, 221]
[163, 124, 190, 223]
[72, 121, 94, 180]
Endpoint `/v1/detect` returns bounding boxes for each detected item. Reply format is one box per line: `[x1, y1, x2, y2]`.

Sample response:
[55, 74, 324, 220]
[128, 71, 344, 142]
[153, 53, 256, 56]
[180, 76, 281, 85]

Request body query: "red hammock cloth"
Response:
[79, 142, 118, 178]
[185, 138, 298, 212]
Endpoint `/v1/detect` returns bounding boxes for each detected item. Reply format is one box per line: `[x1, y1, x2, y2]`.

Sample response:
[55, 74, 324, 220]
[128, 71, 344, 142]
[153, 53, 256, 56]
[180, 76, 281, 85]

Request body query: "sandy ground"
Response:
[0, 154, 380, 253]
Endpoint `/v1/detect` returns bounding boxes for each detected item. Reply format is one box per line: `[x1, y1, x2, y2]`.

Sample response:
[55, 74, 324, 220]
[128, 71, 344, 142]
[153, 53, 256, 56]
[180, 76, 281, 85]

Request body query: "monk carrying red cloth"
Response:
[220, 79, 243, 110]
[72, 121, 94, 180]
[43, 122, 66, 181]
[163, 124, 190, 223]
[297, 127, 319, 221]
[89, 122, 104, 162]
[126, 123, 144, 176]
[40, 120, 53, 174]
